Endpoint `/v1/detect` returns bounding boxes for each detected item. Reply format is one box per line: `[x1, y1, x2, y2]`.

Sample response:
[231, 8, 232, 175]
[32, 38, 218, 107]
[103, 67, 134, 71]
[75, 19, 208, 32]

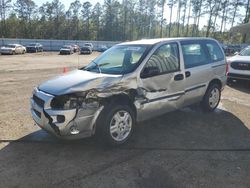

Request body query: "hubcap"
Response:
[109, 110, 132, 142]
[208, 88, 220, 108]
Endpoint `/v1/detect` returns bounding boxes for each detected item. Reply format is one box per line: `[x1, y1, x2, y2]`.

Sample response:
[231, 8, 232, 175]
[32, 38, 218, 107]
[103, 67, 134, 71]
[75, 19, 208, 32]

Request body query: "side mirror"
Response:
[234, 51, 239, 55]
[141, 66, 160, 78]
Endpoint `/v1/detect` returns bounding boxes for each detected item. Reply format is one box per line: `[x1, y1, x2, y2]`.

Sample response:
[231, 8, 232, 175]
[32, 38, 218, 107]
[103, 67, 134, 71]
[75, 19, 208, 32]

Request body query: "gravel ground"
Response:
[0, 52, 250, 188]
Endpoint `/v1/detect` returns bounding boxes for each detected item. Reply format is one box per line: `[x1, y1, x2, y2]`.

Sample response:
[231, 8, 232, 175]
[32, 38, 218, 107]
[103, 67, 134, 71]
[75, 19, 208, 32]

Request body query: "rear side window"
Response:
[205, 41, 224, 62]
[181, 42, 209, 68]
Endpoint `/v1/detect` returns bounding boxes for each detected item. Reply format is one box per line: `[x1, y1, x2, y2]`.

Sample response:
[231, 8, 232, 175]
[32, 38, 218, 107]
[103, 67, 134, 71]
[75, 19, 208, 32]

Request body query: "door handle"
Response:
[185, 71, 191, 78]
[174, 74, 184, 81]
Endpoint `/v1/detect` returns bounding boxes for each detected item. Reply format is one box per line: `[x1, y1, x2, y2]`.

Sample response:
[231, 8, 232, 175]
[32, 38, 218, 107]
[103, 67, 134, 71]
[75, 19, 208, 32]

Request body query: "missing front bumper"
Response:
[30, 88, 103, 139]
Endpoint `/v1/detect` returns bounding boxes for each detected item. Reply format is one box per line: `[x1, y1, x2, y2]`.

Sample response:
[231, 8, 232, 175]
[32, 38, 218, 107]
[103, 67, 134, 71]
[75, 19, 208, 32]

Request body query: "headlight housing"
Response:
[51, 92, 86, 110]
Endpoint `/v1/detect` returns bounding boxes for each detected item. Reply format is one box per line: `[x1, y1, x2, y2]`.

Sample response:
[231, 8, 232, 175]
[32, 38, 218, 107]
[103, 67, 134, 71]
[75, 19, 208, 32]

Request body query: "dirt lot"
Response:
[0, 52, 250, 188]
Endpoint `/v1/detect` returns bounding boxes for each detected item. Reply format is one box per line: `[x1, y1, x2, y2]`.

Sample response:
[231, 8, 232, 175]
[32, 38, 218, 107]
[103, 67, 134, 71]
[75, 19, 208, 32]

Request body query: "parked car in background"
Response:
[31, 38, 227, 145]
[227, 45, 250, 82]
[0, 44, 26, 55]
[26, 43, 43, 53]
[71, 44, 80, 53]
[84, 43, 93, 50]
[59, 45, 74, 55]
[80, 43, 93, 54]
[97, 45, 108, 52]
[224, 44, 243, 56]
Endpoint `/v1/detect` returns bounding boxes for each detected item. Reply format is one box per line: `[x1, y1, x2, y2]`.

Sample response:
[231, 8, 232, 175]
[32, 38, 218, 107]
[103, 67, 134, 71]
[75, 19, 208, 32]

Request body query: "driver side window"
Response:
[142, 43, 180, 78]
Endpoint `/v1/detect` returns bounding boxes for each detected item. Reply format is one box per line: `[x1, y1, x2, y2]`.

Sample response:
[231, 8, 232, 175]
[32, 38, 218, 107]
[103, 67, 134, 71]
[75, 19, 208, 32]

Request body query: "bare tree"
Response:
[0, 0, 12, 37]
[185, 0, 192, 36]
[243, 0, 250, 23]
[204, 0, 217, 37]
[82, 1, 92, 39]
[230, 0, 243, 28]
[181, 0, 188, 35]
[167, 0, 174, 37]
[158, 0, 166, 37]
[219, 0, 228, 34]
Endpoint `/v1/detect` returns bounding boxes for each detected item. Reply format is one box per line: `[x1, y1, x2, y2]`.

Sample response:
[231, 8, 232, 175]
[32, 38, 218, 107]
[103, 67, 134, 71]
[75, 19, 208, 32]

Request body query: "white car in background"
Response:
[0, 44, 26, 55]
[227, 46, 250, 82]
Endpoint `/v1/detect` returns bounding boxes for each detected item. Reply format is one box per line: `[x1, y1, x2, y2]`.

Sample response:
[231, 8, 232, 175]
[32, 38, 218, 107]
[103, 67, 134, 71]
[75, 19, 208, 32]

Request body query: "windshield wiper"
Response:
[83, 62, 110, 74]
[83, 61, 101, 73]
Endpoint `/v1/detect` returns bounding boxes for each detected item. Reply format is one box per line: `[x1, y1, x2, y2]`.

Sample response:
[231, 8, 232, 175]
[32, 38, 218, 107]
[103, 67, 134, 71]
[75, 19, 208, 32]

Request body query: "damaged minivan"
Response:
[31, 38, 227, 145]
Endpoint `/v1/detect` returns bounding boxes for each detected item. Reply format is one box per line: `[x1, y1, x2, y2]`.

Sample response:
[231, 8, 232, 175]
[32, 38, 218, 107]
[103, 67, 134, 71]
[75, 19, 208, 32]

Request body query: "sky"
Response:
[34, 0, 102, 9]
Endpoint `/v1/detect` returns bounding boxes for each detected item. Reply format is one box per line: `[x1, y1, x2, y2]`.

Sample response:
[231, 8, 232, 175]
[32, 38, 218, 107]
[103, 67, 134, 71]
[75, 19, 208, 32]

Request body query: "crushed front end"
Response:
[30, 87, 103, 139]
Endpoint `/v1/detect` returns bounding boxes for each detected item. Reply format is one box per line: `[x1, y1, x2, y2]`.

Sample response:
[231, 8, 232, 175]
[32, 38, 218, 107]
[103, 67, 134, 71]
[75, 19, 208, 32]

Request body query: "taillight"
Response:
[226, 60, 231, 76]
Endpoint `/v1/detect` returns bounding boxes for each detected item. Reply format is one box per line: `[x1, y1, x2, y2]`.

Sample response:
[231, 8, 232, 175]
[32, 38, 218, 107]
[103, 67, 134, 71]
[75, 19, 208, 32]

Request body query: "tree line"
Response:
[0, 0, 249, 42]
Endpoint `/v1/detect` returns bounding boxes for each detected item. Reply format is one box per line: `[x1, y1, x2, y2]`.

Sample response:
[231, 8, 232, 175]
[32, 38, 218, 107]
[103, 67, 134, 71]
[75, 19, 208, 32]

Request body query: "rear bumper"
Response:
[80, 50, 91, 54]
[60, 51, 71, 54]
[0, 51, 13, 54]
[30, 88, 103, 139]
[27, 48, 37, 52]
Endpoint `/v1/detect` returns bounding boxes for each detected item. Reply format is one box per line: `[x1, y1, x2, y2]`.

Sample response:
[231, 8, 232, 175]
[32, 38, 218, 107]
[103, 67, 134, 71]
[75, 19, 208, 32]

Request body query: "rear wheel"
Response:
[201, 84, 221, 112]
[96, 104, 135, 146]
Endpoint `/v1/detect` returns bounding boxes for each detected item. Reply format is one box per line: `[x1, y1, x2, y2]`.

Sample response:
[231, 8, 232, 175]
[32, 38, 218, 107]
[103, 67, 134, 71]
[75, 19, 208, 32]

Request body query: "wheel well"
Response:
[100, 93, 137, 118]
[208, 79, 222, 89]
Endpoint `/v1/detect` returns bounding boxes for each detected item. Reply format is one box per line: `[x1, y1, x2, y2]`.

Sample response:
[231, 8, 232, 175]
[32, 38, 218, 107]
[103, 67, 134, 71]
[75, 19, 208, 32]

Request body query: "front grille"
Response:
[231, 62, 250, 70]
[33, 95, 45, 108]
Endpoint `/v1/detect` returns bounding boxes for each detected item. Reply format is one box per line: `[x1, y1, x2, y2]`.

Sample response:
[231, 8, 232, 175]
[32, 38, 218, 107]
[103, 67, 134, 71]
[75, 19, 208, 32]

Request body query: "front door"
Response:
[137, 42, 185, 121]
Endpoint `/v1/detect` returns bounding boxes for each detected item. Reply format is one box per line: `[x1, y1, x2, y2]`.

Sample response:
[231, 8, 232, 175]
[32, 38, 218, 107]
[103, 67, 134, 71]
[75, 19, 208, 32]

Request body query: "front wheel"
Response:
[96, 104, 135, 146]
[201, 84, 221, 112]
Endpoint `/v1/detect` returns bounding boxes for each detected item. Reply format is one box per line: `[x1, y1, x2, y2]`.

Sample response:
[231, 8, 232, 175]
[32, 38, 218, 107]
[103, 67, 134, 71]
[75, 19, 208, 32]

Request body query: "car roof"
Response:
[7, 44, 20, 46]
[119, 37, 217, 45]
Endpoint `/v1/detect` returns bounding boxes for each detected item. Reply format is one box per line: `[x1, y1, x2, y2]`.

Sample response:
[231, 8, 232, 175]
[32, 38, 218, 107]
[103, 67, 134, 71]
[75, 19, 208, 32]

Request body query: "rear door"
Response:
[180, 40, 212, 106]
[204, 40, 226, 82]
[137, 42, 185, 121]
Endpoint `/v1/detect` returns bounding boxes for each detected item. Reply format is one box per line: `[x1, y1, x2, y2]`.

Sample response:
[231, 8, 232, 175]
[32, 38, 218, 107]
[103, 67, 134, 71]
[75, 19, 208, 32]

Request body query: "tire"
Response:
[96, 104, 135, 146]
[201, 84, 221, 112]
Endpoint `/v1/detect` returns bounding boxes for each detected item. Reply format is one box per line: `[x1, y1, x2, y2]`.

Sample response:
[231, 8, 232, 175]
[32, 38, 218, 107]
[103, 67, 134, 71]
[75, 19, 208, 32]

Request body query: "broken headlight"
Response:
[51, 92, 86, 110]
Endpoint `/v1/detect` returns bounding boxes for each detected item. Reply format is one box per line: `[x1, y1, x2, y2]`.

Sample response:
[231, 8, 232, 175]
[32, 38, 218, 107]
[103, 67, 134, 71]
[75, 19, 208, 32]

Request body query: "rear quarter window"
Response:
[205, 41, 224, 62]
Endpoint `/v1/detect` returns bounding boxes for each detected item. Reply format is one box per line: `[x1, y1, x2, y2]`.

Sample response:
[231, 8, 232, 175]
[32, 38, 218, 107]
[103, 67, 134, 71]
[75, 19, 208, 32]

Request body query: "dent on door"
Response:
[135, 42, 185, 121]
[136, 72, 185, 122]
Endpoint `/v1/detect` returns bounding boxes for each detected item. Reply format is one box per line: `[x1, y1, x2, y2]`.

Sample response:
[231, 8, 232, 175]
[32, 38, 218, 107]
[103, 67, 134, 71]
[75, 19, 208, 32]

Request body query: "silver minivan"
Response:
[31, 38, 227, 145]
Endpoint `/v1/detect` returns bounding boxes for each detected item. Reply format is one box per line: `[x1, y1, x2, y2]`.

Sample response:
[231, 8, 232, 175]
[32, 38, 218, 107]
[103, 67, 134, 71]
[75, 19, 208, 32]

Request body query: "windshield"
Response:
[84, 44, 92, 47]
[239, 46, 250, 56]
[62, 45, 71, 49]
[83, 45, 150, 75]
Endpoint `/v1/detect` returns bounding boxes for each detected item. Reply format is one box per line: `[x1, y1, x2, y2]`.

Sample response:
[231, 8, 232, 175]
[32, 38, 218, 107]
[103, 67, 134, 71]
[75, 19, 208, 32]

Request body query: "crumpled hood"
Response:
[38, 70, 123, 95]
